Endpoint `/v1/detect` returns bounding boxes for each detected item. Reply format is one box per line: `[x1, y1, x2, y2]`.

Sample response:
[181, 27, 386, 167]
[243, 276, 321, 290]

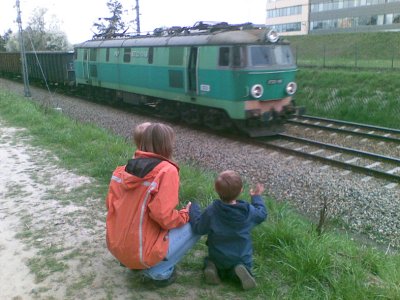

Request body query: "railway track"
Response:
[103, 105, 400, 185]
[3, 78, 399, 185]
[288, 115, 400, 143]
[118, 104, 399, 184]
[258, 133, 400, 184]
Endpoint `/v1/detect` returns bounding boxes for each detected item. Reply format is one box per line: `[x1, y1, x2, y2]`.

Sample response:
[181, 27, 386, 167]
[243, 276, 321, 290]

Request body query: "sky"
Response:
[0, 0, 267, 45]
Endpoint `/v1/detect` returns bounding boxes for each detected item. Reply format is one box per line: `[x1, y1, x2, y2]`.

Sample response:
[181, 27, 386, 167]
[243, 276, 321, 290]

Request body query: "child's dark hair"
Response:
[133, 122, 152, 148]
[215, 170, 243, 202]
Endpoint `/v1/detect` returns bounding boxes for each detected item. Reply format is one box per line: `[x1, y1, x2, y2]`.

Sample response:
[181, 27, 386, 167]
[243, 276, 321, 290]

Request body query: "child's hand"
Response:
[185, 201, 192, 210]
[250, 183, 264, 196]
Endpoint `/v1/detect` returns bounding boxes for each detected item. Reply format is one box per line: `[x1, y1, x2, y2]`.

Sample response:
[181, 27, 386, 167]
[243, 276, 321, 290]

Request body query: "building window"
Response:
[311, 0, 400, 12]
[268, 5, 302, 18]
[311, 12, 400, 31]
[269, 22, 301, 33]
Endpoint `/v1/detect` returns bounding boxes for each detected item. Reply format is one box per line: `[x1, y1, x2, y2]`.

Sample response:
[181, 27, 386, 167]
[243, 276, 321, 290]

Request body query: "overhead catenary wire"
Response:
[25, 28, 60, 111]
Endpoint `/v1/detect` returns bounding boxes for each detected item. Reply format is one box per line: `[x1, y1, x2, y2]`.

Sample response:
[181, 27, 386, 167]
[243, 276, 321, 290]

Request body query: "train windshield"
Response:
[249, 45, 295, 67]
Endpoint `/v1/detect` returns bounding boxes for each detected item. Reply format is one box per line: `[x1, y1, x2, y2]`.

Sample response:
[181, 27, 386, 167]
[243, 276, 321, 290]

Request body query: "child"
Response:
[189, 170, 267, 290]
[133, 122, 152, 149]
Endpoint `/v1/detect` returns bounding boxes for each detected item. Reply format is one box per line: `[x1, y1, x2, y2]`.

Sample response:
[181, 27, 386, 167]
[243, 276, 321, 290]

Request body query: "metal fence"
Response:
[290, 34, 400, 69]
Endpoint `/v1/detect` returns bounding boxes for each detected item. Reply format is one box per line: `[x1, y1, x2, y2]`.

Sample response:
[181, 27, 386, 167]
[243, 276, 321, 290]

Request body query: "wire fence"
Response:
[290, 33, 400, 69]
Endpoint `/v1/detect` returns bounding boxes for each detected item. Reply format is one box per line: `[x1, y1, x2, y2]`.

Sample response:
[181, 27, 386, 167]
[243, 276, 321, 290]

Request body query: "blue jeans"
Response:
[140, 223, 200, 280]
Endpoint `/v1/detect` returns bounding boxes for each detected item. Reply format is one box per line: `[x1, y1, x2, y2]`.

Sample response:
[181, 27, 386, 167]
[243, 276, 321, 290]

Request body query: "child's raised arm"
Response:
[250, 183, 265, 196]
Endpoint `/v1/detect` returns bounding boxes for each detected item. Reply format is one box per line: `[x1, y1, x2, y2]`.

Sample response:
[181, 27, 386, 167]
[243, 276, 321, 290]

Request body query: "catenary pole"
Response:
[16, 0, 31, 97]
[135, 0, 140, 34]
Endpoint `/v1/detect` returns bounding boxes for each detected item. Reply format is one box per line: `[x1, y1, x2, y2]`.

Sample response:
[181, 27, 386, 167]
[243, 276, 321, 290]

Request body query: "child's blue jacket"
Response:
[189, 195, 267, 270]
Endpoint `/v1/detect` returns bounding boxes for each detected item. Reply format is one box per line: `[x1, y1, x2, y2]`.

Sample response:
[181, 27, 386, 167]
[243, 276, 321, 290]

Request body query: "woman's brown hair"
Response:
[140, 123, 175, 159]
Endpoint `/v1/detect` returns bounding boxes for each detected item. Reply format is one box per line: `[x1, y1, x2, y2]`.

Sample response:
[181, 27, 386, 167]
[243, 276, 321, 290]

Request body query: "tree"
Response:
[6, 8, 72, 52]
[0, 36, 4, 51]
[92, 0, 127, 39]
[26, 7, 48, 50]
[0, 29, 12, 51]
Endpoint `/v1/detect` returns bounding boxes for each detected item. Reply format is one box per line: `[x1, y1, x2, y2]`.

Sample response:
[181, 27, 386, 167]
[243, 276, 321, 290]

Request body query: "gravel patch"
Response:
[1, 79, 399, 250]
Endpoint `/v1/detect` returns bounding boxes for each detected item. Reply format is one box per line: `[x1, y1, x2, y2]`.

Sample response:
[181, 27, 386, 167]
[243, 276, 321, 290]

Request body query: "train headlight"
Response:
[251, 84, 264, 99]
[286, 82, 297, 95]
[266, 29, 279, 43]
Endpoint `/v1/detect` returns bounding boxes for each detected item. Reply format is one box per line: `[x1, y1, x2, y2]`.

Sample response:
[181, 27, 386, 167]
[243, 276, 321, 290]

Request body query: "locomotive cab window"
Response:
[274, 45, 295, 65]
[249, 45, 295, 67]
[233, 46, 243, 67]
[250, 46, 272, 66]
[219, 47, 230, 66]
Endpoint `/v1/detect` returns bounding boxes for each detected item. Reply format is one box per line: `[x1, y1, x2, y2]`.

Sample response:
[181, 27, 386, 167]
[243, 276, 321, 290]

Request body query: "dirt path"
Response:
[0, 126, 38, 298]
[0, 122, 191, 299]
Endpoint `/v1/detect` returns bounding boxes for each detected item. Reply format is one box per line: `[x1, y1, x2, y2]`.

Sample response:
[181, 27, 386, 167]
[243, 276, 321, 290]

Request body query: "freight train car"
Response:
[74, 23, 300, 136]
[0, 51, 74, 85]
[0, 52, 21, 78]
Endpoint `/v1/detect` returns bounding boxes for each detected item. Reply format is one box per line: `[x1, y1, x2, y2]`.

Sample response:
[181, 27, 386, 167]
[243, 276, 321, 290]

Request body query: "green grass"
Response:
[289, 31, 400, 129]
[0, 89, 132, 186]
[295, 68, 400, 129]
[27, 256, 69, 283]
[1, 88, 400, 298]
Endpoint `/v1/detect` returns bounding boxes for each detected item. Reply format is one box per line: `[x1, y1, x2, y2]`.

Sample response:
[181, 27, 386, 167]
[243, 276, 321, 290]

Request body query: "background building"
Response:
[266, 0, 310, 35]
[266, 0, 400, 35]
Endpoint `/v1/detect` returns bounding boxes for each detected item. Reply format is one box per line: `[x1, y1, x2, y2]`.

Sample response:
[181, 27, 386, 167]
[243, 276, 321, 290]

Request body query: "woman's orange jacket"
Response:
[105, 150, 189, 269]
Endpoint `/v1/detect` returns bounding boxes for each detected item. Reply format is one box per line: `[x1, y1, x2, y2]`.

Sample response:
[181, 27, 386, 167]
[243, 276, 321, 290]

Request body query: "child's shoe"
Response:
[234, 264, 257, 290]
[204, 260, 221, 285]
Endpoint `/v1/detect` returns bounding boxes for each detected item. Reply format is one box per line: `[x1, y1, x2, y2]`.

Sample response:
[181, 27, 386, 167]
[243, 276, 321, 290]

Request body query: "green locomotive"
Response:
[74, 22, 299, 136]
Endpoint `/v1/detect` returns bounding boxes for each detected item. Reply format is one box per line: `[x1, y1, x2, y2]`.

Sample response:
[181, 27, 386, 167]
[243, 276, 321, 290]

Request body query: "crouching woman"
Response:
[106, 123, 199, 287]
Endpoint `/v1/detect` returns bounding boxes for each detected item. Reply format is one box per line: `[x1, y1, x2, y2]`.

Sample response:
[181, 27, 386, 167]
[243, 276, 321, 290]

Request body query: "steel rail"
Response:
[259, 134, 400, 183]
[277, 134, 400, 164]
[287, 119, 400, 143]
[293, 115, 400, 134]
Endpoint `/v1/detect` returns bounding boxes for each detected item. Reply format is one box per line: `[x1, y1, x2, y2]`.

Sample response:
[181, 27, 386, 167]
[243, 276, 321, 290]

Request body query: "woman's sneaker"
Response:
[234, 264, 257, 290]
[140, 269, 177, 288]
[204, 261, 221, 285]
